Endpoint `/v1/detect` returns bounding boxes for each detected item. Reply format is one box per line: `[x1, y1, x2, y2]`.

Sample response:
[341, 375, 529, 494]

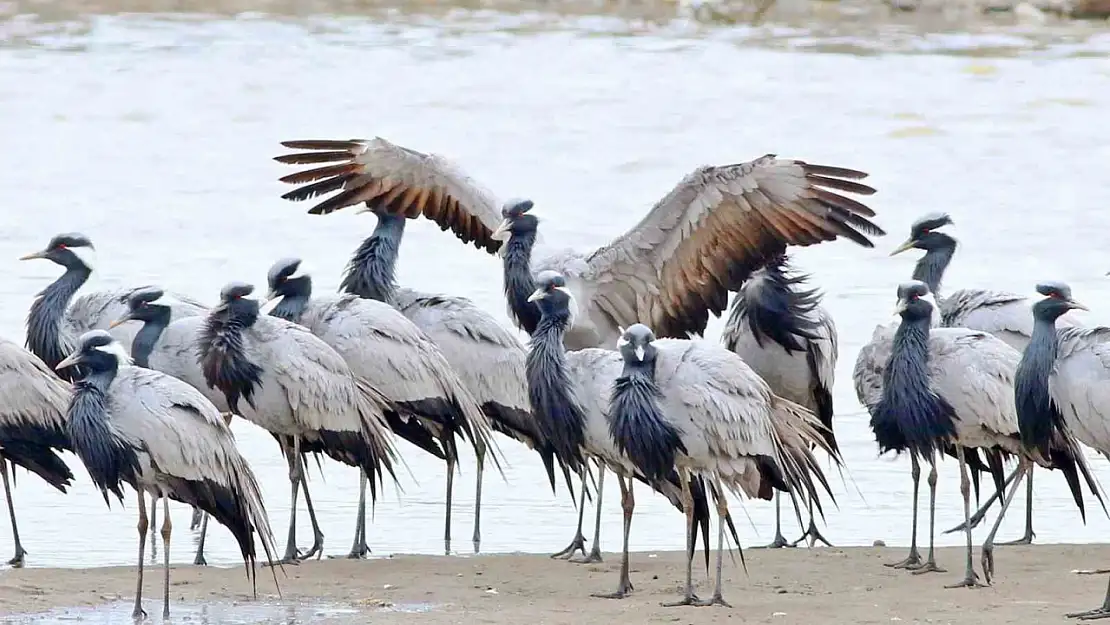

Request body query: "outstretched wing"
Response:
[583, 156, 884, 338]
[274, 137, 502, 252]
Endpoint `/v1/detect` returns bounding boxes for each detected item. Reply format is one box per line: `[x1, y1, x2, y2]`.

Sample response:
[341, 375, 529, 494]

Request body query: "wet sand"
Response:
[2, 545, 1109, 624]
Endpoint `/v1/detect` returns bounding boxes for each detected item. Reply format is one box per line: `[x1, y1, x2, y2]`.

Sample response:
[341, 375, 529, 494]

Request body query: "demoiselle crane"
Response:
[56, 330, 278, 620]
[196, 282, 400, 565]
[263, 257, 512, 558]
[272, 136, 884, 558]
[1014, 281, 1110, 619]
[0, 338, 73, 568]
[866, 281, 1096, 587]
[890, 213, 1084, 544]
[601, 321, 837, 605]
[524, 270, 757, 603]
[722, 253, 838, 549]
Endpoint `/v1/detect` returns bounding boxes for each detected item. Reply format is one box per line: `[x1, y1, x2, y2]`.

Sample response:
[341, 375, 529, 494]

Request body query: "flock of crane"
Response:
[2, 136, 1110, 621]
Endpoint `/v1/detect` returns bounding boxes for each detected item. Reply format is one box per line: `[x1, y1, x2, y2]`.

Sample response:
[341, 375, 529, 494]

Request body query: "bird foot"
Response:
[591, 581, 633, 599]
[131, 605, 147, 621]
[473, 538, 481, 555]
[571, 549, 603, 564]
[789, 522, 833, 549]
[1069, 607, 1110, 620]
[752, 533, 793, 550]
[945, 571, 986, 589]
[193, 553, 208, 566]
[662, 594, 704, 607]
[550, 534, 588, 560]
[998, 531, 1035, 546]
[330, 541, 369, 560]
[298, 535, 325, 561]
[7, 550, 26, 568]
[981, 544, 996, 585]
[910, 560, 946, 575]
[693, 593, 732, 608]
[1076, 570, 1110, 576]
[884, 550, 922, 569]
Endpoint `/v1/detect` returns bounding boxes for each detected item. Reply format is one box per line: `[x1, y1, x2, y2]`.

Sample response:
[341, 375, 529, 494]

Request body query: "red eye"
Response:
[57, 244, 67, 250]
[921, 229, 930, 235]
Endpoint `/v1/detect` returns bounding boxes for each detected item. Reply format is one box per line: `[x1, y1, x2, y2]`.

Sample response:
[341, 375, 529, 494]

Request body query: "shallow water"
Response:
[0, 600, 367, 624]
[1, 2, 1110, 571]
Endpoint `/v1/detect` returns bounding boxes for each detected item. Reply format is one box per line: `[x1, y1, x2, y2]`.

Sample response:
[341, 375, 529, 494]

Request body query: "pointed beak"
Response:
[889, 239, 917, 257]
[527, 288, 546, 303]
[19, 250, 46, 261]
[55, 352, 82, 371]
[894, 299, 909, 316]
[108, 313, 132, 329]
[263, 290, 280, 305]
[491, 218, 512, 242]
[634, 345, 645, 362]
[1068, 299, 1090, 312]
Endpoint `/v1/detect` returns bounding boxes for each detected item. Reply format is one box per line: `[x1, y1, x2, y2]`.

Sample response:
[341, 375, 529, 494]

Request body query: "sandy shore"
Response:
[2, 545, 1109, 623]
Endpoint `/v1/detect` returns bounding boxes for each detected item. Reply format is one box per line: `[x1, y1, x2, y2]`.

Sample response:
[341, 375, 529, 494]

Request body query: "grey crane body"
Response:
[21, 233, 207, 381]
[0, 338, 74, 567]
[57, 330, 277, 619]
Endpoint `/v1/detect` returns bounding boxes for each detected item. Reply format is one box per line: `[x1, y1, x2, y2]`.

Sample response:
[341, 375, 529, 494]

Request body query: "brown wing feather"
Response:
[585, 155, 884, 339]
[274, 137, 503, 253]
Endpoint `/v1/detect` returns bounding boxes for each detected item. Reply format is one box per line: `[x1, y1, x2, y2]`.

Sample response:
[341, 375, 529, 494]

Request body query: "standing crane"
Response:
[197, 282, 400, 565]
[865, 281, 1096, 587]
[601, 322, 837, 605]
[272, 136, 885, 557]
[56, 330, 278, 620]
[1013, 281, 1110, 620]
[722, 253, 838, 549]
[890, 213, 1084, 544]
[0, 338, 73, 568]
[264, 257, 513, 558]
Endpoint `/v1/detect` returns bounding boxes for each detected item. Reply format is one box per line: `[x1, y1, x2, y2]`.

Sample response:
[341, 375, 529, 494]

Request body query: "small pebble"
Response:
[873, 539, 887, 547]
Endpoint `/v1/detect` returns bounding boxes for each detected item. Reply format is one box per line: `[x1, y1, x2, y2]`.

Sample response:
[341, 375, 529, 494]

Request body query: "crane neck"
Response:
[26, 266, 91, 376]
[68, 372, 140, 503]
[198, 306, 263, 415]
[1015, 317, 1062, 456]
[608, 360, 684, 484]
[502, 229, 540, 335]
[130, 306, 171, 369]
[525, 309, 586, 473]
[869, 316, 956, 457]
[269, 277, 312, 324]
[340, 212, 405, 304]
[912, 240, 956, 297]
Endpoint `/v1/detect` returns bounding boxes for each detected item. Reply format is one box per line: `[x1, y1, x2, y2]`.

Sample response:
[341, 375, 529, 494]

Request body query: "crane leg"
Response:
[271, 438, 306, 565]
[998, 468, 1036, 546]
[193, 513, 210, 566]
[133, 490, 149, 620]
[572, 462, 604, 564]
[752, 492, 791, 549]
[189, 506, 203, 531]
[338, 470, 371, 559]
[161, 497, 173, 619]
[662, 468, 702, 607]
[980, 459, 1028, 585]
[444, 454, 455, 556]
[550, 467, 589, 560]
[473, 449, 484, 555]
[886, 454, 923, 569]
[692, 475, 732, 607]
[593, 474, 633, 599]
[945, 447, 984, 588]
[1067, 576, 1110, 620]
[788, 495, 834, 548]
[911, 456, 946, 575]
[297, 470, 325, 560]
[944, 465, 1019, 535]
[2, 460, 27, 568]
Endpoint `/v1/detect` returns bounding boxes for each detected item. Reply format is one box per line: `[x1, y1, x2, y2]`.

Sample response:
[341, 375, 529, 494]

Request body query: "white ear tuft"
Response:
[616, 335, 630, 349]
[69, 245, 97, 271]
[288, 261, 311, 282]
[94, 341, 133, 366]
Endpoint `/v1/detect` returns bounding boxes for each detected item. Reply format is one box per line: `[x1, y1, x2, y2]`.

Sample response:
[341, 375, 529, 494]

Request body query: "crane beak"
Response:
[1068, 299, 1090, 311]
[19, 250, 46, 261]
[889, 239, 917, 257]
[634, 345, 645, 362]
[894, 299, 909, 316]
[55, 352, 82, 371]
[527, 288, 546, 303]
[108, 313, 132, 329]
[491, 219, 512, 242]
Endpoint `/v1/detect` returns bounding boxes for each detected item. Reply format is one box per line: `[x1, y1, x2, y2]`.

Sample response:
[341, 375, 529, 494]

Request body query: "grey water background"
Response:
[1, 1, 1110, 570]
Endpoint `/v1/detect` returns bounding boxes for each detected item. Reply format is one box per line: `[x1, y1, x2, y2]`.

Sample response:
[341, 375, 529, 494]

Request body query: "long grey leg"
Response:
[193, 513, 210, 566]
[592, 474, 633, 599]
[299, 467, 325, 559]
[573, 461, 604, 564]
[662, 469, 700, 607]
[944, 465, 1019, 535]
[694, 475, 732, 607]
[444, 454, 455, 556]
[980, 460, 1029, 585]
[911, 456, 945, 575]
[753, 492, 791, 549]
[189, 506, 202, 531]
[999, 467, 1035, 546]
[2, 460, 26, 568]
[271, 437, 304, 565]
[337, 470, 370, 559]
[886, 454, 922, 568]
[551, 467, 589, 560]
[133, 490, 149, 620]
[945, 447, 983, 588]
[161, 497, 172, 619]
[473, 449, 484, 554]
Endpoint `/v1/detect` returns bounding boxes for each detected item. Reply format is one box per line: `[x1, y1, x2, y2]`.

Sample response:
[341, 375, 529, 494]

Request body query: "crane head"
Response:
[1033, 281, 1089, 320]
[492, 199, 539, 243]
[56, 329, 133, 373]
[890, 212, 955, 257]
[894, 280, 938, 322]
[19, 232, 97, 271]
[617, 323, 657, 363]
